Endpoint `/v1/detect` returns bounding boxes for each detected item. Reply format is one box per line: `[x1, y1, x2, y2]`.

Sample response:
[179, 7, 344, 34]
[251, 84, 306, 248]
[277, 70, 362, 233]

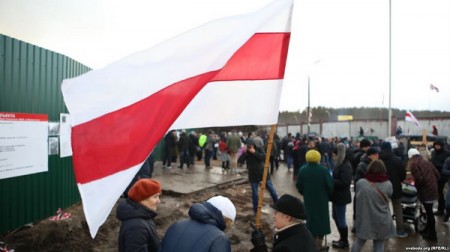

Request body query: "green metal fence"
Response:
[0, 34, 90, 234]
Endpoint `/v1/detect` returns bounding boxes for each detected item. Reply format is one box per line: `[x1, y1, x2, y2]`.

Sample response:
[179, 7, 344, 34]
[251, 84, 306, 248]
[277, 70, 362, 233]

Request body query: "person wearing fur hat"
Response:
[158, 195, 236, 252]
[330, 143, 353, 249]
[352, 160, 396, 252]
[250, 194, 317, 252]
[296, 150, 334, 250]
[117, 178, 162, 252]
[407, 148, 440, 241]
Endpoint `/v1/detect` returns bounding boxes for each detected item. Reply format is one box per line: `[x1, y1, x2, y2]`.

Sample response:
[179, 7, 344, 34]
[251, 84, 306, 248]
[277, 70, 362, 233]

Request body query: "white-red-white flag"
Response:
[61, 0, 293, 238]
[430, 83, 440, 92]
[405, 111, 421, 128]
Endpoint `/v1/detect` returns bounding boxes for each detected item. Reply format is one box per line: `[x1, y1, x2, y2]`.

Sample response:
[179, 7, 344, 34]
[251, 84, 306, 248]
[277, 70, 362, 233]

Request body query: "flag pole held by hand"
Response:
[255, 124, 277, 229]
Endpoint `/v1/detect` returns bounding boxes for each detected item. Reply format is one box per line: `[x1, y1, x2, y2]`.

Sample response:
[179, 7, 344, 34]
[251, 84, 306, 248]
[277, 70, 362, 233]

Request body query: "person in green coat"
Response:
[296, 150, 334, 251]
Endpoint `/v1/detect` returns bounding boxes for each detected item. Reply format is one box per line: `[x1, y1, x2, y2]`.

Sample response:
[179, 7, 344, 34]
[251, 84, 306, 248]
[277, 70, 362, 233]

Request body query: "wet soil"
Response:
[0, 178, 273, 252]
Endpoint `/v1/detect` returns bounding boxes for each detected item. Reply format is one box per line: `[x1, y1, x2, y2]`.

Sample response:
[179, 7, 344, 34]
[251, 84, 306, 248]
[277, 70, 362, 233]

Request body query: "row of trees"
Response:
[279, 107, 450, 125]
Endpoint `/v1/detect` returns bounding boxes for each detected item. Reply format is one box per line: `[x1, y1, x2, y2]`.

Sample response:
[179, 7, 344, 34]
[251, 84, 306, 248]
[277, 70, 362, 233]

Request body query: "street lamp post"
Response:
[307, 75, 311, 134]
[307, 60, 320, 134]
[387, 0, 392, 136]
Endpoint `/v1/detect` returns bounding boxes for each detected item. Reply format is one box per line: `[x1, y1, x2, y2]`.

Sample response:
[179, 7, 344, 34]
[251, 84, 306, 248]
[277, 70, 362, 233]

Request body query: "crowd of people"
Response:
[160, 129, 245, 172]
[117, 129, 449, 252]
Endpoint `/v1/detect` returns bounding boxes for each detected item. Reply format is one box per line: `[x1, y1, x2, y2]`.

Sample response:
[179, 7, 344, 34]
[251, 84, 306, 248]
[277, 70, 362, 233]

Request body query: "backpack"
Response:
[219, 141, 228, 151]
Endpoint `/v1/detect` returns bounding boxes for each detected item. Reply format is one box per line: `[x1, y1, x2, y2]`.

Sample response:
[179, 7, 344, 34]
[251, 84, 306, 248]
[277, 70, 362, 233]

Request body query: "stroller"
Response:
[400, 180, 427, 233]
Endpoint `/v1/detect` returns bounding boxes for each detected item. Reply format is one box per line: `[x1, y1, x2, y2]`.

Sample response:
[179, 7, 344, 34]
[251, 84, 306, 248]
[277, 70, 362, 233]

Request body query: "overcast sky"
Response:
[1, 0, 449, 112]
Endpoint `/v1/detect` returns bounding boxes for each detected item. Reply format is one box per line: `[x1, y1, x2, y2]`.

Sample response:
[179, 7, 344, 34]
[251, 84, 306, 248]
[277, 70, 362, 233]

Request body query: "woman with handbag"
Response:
[352, 159, 396, 252]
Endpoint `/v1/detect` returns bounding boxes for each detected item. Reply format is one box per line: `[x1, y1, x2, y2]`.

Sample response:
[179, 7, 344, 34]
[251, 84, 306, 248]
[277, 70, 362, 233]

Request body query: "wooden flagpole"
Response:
[255, 124, 277, 229]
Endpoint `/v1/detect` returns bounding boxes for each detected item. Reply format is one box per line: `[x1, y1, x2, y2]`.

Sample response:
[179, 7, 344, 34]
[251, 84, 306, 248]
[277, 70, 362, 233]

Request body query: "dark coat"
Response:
[379, 150, 406, 199]
[158, 202, 231, 252]
[409, 156, 440, 202]
[251, 224, 317, 252]
[164, 131, 178, 158]
[355, 154, 370, 184]
[177, 132, 189, 152]
[297, 163, 334, 236]
[331, 160, 353, 204]
[238, 145, 267, 183]
[442, 157, 450, 182]
[272, 224, 317, 252]
[431, 146, 450, 182]
[188, 133, 198, 156]
[117, 199, 159, 252]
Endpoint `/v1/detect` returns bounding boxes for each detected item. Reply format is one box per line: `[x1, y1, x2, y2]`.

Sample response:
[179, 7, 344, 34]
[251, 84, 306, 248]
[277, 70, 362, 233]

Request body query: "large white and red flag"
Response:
[405, 111, 421, 128]
[61, 0, 293, 238]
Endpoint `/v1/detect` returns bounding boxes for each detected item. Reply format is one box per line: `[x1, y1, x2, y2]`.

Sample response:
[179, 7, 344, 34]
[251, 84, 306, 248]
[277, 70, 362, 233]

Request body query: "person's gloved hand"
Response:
[251, 228, 266, 248]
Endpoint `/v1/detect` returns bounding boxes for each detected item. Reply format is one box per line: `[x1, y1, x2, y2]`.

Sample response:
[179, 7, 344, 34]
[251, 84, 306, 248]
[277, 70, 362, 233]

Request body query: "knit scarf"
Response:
[365, 172, 389, 182]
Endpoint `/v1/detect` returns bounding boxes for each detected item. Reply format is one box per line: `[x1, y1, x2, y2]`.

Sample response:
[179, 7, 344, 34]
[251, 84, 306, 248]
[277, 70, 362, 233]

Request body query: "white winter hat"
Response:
[207, 196, 236, 221]
[408, 148, 421, 159]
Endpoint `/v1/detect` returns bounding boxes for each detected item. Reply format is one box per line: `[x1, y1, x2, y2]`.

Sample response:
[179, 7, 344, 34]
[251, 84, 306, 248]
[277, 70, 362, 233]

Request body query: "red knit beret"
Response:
[128, 178, 161, 202]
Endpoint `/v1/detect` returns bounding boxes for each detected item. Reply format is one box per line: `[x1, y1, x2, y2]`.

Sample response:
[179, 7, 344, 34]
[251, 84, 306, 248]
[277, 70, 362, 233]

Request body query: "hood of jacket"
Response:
[188, 202, 226, 231]
[433, 139, 446, 150]
[333, 143, 347, 166]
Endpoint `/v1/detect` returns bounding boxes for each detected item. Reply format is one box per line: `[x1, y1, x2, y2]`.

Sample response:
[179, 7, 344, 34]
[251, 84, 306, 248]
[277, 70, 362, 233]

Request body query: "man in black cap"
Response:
[250, 194, 317, 252]
[352, 138, 372, 176]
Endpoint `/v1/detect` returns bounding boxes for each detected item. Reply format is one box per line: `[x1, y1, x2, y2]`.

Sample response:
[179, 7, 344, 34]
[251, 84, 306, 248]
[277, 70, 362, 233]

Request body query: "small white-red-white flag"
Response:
[61, 0, 293, 238]
[430, 83, 439, 92]
[405, 111, 421, 128]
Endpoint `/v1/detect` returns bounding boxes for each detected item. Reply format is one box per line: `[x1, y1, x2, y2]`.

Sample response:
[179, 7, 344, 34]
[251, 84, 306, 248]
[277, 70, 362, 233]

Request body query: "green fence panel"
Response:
[0, 34, 89, 234]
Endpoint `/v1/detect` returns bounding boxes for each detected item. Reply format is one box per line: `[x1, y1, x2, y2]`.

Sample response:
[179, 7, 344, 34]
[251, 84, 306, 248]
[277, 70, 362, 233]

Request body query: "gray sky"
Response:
[1, 0, 449, 112]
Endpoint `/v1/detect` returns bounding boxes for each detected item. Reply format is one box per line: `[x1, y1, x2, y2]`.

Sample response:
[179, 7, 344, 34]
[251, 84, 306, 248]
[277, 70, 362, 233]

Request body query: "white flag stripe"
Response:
[62, 0, 292, 127]
[79, 164, 143, 238]
[170, 79, 282, 130]
[405, 111, 421, 128]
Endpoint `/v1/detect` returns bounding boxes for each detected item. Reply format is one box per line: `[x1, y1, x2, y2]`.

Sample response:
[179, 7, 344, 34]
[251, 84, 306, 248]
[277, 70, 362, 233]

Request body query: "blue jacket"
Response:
[117, 199, 159, 252]
[158, 202, 231, 252]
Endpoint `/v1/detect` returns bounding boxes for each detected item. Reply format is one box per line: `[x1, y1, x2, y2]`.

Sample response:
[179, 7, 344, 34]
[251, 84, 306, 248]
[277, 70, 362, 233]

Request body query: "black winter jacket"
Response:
[331, 160, 353, 204]
[117, 199, 159, 252]
[379, 150, 406, 199]
[273, 224, 317, 252]
[251, 224, 317, 252]
[431, 145, 450, 182]
[238, 146, 267, 183]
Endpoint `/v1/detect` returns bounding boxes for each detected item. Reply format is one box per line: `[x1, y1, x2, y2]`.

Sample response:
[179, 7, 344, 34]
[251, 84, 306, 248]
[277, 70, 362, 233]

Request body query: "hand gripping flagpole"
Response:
[255, 124, 277, 229]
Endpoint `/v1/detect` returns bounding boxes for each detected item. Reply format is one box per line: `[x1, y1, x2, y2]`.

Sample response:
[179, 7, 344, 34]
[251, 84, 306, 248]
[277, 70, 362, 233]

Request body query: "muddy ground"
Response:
[3, 159, 450, 252]
[0, 179, 274, 252]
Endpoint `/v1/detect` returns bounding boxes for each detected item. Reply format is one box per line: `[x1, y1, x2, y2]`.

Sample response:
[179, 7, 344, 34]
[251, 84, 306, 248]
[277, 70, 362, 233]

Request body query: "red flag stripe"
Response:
[72, 32, 290, 184]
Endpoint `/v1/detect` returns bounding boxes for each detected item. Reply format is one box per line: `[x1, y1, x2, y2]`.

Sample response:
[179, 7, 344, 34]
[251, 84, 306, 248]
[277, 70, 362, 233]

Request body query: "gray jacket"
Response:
[354, 179, 396, 240]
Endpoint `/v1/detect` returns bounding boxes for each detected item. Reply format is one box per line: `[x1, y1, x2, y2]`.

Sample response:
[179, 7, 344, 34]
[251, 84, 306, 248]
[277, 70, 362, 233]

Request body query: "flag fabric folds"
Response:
[430, 83, 439, 92]
[405, 111, 421, 128]
[61, 0, 293, 238]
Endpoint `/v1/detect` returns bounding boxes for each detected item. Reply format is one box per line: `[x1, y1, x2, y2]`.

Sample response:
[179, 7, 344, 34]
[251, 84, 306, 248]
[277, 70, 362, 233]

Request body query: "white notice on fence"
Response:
[60, 113, 72, 158]
[0, 112, 49, 179]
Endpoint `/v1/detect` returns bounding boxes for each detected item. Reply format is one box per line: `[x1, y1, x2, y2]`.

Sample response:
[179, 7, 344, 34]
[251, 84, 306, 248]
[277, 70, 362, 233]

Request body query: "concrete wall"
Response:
[275, 118, 450, 140]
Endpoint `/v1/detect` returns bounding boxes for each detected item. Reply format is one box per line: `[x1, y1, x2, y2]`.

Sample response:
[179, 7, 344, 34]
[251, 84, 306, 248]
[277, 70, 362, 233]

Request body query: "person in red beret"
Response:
[117, 178, 162, 252]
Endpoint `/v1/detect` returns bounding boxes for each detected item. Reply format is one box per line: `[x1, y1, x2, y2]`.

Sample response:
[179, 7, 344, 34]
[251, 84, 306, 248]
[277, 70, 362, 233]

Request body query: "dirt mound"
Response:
[1, 183, 274, 252]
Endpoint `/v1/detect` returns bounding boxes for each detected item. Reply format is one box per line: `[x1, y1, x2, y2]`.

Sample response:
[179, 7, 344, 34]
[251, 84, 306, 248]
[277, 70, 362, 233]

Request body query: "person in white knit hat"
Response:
[158, 195, 236, 252]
